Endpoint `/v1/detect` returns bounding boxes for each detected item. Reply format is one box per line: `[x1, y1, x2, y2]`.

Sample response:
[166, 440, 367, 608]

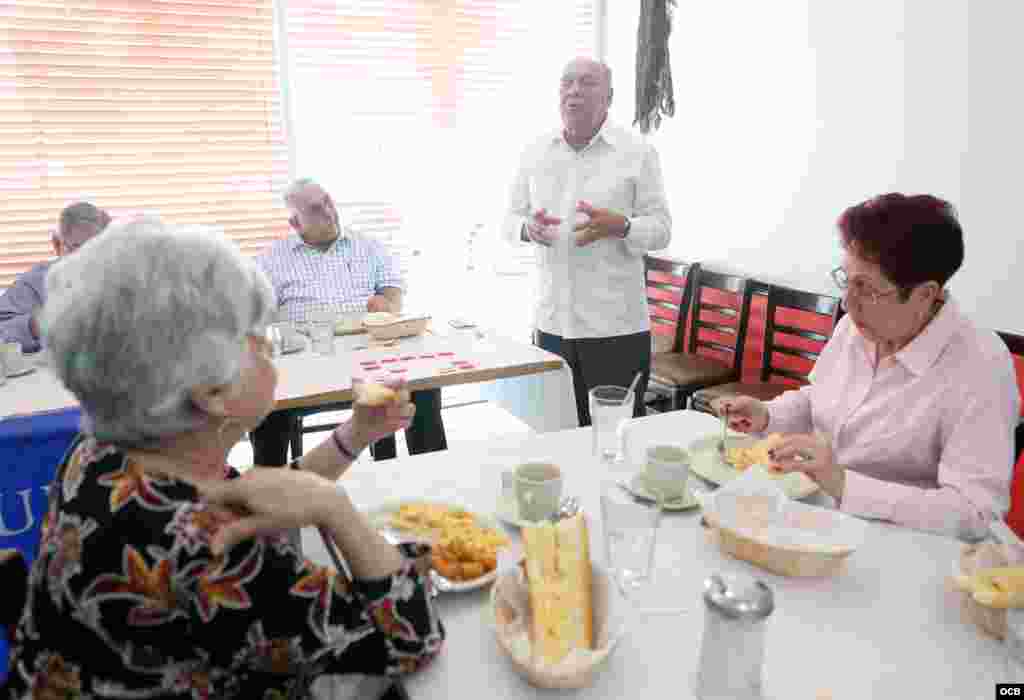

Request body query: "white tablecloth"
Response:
[303, 410, 1007, 699]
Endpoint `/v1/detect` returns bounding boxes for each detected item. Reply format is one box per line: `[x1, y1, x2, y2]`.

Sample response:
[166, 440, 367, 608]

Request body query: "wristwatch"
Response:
[621, 216, 632, 239]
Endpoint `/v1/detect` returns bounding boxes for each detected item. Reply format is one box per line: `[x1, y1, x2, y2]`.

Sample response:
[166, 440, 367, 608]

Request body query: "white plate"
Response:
[622, 474, 700, 511]
[687, 434, 819, 500]
[5, 365, 36, 378]
[366, 499, 506, 593]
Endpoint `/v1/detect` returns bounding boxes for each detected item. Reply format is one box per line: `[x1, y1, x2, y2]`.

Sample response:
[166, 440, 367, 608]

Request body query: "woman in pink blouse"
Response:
[715, 193, 1019, 540]
[5, 217, 443, 698]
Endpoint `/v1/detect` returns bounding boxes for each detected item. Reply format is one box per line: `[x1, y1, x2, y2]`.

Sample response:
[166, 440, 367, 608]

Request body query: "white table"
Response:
[303, 410, 1007, 699]
[0, 329, 578, 433]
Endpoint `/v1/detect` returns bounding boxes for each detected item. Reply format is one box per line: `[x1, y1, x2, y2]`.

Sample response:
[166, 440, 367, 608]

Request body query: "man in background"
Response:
[502, 57, 672, 425]
[0, 202, 111, 351]
[250, 178, 447, 465]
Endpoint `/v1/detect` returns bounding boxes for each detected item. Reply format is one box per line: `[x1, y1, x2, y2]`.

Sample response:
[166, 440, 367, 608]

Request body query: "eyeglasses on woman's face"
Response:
[830, 267, 904, 305]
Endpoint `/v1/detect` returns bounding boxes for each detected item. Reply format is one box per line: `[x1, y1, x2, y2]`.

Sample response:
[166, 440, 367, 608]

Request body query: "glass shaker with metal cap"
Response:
[696, 573, 774, 700]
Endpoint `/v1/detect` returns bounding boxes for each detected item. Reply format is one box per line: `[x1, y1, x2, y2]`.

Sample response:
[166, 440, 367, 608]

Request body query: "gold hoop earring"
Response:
[217, 416, 239, 453]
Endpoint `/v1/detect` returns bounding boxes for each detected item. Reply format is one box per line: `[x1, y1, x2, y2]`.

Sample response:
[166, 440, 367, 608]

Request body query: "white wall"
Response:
[605, 1, 1023, 333]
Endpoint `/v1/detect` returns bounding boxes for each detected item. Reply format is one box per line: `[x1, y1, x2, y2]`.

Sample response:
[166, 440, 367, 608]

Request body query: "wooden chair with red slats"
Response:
[690, 283, 843, 414]
[648, 267, 753, 411]
[641, 256, 699, 413]
[997, 331, 1024, 536]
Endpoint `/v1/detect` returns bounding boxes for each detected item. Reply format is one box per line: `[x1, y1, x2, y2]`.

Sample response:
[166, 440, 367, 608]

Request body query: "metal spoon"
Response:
[549, 495, 580, 523]
[718, 404, 729, 457]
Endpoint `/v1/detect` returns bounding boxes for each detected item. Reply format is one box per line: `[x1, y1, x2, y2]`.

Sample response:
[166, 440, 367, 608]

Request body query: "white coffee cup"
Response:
[642, 445, 691, 501]
[0, 341, 27, 375]
[502, 461, 563, 522]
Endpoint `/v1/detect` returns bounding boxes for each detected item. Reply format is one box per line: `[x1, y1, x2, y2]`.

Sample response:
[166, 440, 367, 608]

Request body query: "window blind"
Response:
[0, 0, 288, 288]
[285, 0, 598, 300]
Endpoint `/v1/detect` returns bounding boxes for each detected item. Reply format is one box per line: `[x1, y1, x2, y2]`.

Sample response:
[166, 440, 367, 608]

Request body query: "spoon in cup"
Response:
[718, 403, 729, 457]
[623, 371, 643, 407]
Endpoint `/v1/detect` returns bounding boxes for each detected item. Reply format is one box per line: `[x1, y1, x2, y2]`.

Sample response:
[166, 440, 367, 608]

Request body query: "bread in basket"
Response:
[488, 513, 624, 689]
[699, 467, 866, 577]
[362, 312, 430, 341]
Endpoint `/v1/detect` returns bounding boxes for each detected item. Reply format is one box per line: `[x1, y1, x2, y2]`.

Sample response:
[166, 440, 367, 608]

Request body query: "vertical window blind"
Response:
[0, 0, 288, 288]
[285, 0, 599, 324]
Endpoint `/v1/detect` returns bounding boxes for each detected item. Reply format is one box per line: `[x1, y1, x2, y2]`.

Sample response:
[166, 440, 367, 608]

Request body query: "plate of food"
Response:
[687, 433, 819, 500]
[367, 500, 511, 593]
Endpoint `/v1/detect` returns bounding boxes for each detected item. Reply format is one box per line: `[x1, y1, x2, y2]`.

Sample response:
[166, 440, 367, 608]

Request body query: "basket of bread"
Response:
[488, 513, 625, 689]
[361, 312, 430, 341]
[699, 466, 867, 577]
[950, 541, 1024, 640]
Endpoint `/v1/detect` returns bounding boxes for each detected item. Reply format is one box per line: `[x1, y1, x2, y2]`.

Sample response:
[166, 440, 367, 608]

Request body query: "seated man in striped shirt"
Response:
[250, 177, 447, 464]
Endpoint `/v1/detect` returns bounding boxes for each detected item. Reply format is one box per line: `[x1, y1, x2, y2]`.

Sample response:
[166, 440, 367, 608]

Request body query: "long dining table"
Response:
[0, 325, 578, 434]
[302, 409, 1007, 699]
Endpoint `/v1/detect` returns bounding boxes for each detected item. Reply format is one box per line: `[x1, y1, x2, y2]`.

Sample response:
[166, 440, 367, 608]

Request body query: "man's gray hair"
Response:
[58, 201, 111, 239]
[40, 216, 276, 447]
[282, 177, 319, 206]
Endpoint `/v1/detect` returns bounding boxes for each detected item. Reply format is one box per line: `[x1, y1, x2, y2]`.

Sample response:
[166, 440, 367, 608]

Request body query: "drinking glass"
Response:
[266, 324, 284, 357]
[309, 309, 336, 356]
[601, 481, 661, 601]
[590, 385, 634, 464]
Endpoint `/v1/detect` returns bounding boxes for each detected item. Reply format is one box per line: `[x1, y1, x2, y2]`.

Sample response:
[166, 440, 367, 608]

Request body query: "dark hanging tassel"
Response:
[634, 0, 676, 134]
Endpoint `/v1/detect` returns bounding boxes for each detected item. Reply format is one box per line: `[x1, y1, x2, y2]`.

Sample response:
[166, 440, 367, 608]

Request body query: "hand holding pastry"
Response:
[351, 378, 415, 447]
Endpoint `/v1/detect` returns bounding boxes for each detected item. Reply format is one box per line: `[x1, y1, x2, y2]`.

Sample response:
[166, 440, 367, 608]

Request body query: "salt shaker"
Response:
[696, 573, 774, 700]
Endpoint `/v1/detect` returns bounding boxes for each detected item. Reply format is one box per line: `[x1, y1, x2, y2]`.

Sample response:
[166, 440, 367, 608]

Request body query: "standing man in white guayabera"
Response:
[502, 57, 672, 426]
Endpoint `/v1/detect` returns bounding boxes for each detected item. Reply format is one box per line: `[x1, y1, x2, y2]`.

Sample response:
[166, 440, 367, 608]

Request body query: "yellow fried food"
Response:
[389, 502, 509, 581]
[954, 565, 1024, 608]
[725, 433, 785, 471]
[356, 382, 399, 407]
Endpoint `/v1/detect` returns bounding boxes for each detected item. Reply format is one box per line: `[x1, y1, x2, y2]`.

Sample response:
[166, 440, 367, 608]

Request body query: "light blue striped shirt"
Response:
[256, 228, 405, 323]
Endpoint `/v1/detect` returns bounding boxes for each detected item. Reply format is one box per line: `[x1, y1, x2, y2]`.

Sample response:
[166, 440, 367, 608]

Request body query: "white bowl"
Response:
[488, 562, 624, 689]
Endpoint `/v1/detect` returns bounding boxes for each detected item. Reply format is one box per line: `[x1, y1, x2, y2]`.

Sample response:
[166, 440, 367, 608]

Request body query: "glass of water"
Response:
[590, 385, 634, 464]
[309, 308, 336, 356]
[601, 481, 661, 603]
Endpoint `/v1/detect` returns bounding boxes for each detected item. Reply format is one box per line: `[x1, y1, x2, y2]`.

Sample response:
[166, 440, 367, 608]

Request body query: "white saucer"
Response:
[5, 365, 35, 378]
[623, 474, 700, 511]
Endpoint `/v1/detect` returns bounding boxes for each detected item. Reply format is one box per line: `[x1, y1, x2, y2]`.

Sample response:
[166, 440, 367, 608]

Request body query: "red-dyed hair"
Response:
[837, 193, 964, 295]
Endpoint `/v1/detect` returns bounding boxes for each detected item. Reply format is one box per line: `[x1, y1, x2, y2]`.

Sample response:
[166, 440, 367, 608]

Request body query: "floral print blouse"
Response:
[4, 439, 444, 699]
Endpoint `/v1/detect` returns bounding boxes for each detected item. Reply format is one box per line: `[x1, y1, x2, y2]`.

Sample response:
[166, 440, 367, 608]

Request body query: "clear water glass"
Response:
[265, 325, 284, 357]
[590, 385, 634, 464]
[601, 481, 660, 599]
[309, 309, 336, 356]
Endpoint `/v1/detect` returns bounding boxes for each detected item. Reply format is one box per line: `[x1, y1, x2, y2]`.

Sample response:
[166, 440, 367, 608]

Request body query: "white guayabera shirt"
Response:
[502, 122, 672, 339]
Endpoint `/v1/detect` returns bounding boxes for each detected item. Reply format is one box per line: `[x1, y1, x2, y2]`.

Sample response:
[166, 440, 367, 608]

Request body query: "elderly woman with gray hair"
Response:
[4, 217, 443, 698]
